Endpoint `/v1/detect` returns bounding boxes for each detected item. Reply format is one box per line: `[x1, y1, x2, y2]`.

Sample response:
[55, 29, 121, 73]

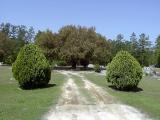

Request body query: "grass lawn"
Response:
[0, 66, 65, 120]
[83, 72, 160, 120]
[71, 74, 96, 104]
[154, 68, 160, 73]
[1, 66, 160, 120]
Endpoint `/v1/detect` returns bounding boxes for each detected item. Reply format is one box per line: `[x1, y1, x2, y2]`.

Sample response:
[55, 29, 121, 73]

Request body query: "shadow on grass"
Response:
[20, 83, 57, 90]
[108, 85, 143, 92]
[41, 83, 56, 88]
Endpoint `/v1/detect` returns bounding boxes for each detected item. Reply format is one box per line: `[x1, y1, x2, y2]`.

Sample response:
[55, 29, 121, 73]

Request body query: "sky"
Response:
[0, 0, 160, 43]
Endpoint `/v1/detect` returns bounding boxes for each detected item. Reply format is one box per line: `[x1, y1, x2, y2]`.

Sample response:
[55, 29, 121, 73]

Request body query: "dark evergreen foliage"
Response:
[94, 64, 101, 73]
[12, 44, 51, 89]
[106, 51, 142, 90]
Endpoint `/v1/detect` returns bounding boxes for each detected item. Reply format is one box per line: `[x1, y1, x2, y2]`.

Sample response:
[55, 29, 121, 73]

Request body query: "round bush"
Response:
[94, 64, 101, 73]
[106, 51, 142, 90]
[12, 44, 51, 89]
[57, 60, 67, 66]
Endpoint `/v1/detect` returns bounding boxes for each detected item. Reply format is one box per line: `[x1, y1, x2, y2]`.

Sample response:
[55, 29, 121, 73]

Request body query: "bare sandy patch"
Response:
[58, 77, 86, 105]
[65, 71, 114, 105]
[43, 70, 151, 120]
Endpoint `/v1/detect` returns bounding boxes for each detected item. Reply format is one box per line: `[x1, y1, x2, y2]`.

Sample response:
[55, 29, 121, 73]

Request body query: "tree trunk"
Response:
[71, 61, 77, 69]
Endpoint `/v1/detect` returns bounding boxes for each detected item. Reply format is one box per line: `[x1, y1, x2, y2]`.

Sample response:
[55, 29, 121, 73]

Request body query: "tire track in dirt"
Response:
[58, 77, 86, 105]
[44, 71, 89, 120]
[83, 77, 115, 105]
[43, 70, 152, 120]
[67, 71, 115, 105]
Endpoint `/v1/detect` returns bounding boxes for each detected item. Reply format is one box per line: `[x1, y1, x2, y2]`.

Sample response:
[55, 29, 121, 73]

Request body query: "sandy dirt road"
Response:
[43, 71, 151, 120]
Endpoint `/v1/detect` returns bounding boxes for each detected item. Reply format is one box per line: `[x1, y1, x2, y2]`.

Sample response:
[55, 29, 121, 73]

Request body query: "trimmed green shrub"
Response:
[106, 51, 142, 90]
[12, 44, 51, 89]
[50, 60, 67, 68]
[4, 55, 16, 65]
[94, 64, 101, 73]
[156, 50, 160, 68]
[57, 60, 67, 66]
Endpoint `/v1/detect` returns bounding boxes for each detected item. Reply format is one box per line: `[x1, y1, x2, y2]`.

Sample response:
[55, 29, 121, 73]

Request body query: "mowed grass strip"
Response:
[0, 66, 65, 120]
[70, 74, 96, 104]
[83, 72, 160, 120]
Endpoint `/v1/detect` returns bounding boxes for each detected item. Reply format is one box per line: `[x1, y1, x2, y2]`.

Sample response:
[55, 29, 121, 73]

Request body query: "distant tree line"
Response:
[0, 23, 160, 68]
[0, 23, 35, 64]
[109, 33, 154, 67]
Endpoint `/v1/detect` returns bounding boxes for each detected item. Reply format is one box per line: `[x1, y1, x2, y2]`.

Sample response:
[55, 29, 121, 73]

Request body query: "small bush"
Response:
[51, 60, 67, 67]
[57, 60, 67, 66]
[106, 51, 142, 90]
[12, 44, 51, 89]
[50, 60, 57, 67]
[94, 64, 101, 73]
[4, 55, 16, 65]
[156, 51, 160, 68]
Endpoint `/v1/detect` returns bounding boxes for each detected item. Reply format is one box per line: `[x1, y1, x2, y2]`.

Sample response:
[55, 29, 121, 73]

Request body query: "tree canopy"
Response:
[0, 22, 158, 67]
[0, 23, 35, 64]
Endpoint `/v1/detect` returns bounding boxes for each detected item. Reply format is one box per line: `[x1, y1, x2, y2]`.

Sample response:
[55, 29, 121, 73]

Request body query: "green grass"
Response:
[71, 74, 96, 104]
[83, 72, 160, 120]
[0, 66, 65, 120]
[1, 66, 160, 120]
[154, 68, 160, 73]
